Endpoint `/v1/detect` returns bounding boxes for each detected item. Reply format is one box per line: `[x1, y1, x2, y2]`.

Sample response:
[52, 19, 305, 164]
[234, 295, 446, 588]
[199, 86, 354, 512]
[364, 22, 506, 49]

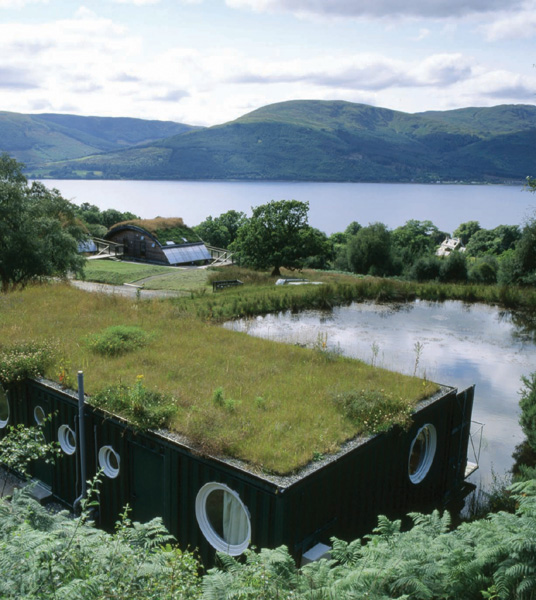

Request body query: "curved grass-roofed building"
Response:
[105, 217, 211, 265]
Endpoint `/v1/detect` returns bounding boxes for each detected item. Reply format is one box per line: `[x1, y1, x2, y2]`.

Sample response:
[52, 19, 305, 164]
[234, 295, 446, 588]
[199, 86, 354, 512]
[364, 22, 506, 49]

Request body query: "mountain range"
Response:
[1, 101, 535, 183]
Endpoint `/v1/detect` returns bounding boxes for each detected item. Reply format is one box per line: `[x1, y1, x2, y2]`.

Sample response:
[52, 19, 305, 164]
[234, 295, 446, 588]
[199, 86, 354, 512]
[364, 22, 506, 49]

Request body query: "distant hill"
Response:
[4, 101, 536, 182]
[0, 111, 197, 169]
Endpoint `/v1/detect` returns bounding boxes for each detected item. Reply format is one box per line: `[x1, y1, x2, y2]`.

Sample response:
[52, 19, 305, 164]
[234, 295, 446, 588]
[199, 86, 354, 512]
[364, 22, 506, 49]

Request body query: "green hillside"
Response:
[0, 111, 197, 170]
[6, 100, 536, 182]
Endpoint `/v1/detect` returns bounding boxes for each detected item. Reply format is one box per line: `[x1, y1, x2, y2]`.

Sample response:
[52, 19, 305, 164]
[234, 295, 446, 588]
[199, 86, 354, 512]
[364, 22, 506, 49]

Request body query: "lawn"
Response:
[141, 269, 209, 292]
[83, 260, 210, 292]
[0, 280, 438, 474]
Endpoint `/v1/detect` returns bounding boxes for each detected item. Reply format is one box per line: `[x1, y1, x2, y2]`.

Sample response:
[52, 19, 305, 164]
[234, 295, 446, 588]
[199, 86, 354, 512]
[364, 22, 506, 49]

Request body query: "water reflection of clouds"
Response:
[224, 300, 536, 485]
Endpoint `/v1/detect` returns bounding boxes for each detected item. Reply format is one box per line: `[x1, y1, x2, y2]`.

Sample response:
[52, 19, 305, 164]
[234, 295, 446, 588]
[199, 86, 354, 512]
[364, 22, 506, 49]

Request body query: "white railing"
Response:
[465, 420, 484, 478]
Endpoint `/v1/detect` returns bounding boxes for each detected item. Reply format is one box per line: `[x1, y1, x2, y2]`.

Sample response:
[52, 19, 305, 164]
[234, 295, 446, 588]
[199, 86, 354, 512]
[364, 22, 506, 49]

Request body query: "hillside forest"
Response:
[2, 101, 536, 183]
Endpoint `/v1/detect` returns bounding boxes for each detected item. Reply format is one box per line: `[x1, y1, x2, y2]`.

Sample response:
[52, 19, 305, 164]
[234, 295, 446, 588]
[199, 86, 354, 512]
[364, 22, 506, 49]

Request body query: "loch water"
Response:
[41, 179, 535, 234]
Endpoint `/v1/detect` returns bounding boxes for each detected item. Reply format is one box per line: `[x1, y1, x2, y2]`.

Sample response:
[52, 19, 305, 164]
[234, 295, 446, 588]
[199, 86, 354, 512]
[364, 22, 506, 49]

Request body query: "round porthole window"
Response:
[58, 425, 76, 455]
[34, 405, 46, 425]
[98, 446, 120, 479]
[0, 386, 9, 429]
[195, 483, 251, 555]
[408, 424, 437, 484]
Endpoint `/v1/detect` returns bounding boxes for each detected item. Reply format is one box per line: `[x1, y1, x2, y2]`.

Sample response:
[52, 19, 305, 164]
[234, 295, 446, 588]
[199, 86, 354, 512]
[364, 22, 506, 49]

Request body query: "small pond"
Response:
[224, 300, 536, 490]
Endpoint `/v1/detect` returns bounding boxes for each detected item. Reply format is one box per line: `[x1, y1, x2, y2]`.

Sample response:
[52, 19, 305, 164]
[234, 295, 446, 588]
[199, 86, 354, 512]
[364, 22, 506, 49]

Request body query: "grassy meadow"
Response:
[0, 279, 438, 474]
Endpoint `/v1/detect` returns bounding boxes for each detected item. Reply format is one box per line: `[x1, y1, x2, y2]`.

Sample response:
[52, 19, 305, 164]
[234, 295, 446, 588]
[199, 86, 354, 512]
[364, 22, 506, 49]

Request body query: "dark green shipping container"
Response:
[0, 379, 474, 566]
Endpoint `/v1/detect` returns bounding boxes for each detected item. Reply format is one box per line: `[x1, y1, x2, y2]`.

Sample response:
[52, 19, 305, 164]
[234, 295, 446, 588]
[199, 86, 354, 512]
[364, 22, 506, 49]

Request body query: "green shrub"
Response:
[439, 251, 468, 282]
[212, 386, 225, 407]
[0, 341, 56, 384]
[212, 387, 239, 412]
[332, 388, 414, 434]
[520, 372, 536, 452]
[469, 256, 498, 284]
[409, 255, 441, 281]
[85, 325, 149, 356]
[91, 375, 177, 429]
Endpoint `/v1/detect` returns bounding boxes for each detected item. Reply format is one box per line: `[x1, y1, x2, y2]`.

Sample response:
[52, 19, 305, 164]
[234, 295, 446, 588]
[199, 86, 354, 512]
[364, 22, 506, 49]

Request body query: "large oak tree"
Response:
[0, 154, 87, 293]
[232, 200, 328, 276]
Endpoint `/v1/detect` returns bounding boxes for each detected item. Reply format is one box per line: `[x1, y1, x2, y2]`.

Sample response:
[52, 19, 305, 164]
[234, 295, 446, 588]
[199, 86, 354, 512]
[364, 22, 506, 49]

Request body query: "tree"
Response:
[497, 213, 536, 285]
[392, 219, 446, 273]
[231, 200, 327, 276]
[0, 154, 87, 292]
[453, 221, 481, 245]
[515, 214, 536, 283]
[465, 225, 521, 257]
[194, 210, 246, 249]
[347, 222, 393, 276]
[100, 208, 139, 229]
[468, 256, 498, 284]
[409, 255, 441, 282]
[438, 250, 468, 282]
[74, 204, 139, 230]
[345, 221, 362, 237]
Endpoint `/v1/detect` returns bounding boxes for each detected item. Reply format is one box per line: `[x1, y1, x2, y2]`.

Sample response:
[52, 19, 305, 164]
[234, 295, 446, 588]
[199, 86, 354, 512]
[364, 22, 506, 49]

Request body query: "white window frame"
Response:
[195, 482, 251, 555]
[58, 425, 76, 455]
[408, 423, 437, 484]
[34, 405, 46, 425]
[98, 445, 120, 479]
[0, 386, 9, 429]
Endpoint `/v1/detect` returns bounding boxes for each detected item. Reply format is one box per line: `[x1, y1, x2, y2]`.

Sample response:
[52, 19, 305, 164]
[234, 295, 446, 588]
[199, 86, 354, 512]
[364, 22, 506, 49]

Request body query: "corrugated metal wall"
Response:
[1, 380, 473, 567]
[3, 379, 283, 566]
[280, 386, 475, 561]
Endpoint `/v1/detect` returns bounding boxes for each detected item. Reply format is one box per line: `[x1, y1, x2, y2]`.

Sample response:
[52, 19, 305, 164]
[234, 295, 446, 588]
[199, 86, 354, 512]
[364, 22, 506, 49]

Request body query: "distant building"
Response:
[105, 218, 211, 266]
[436, 237, 466, 257]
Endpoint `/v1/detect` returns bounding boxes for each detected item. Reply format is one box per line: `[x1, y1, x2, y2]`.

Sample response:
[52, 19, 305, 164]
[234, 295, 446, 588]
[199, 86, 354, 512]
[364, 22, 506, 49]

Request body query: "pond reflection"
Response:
[224, 300, 536, 489]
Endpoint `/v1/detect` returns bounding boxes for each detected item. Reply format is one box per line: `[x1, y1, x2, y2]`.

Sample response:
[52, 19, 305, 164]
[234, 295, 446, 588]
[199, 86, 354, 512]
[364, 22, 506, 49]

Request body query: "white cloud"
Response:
[480, 6, 536, 40]
[110, 0, 161, 5]
[413, 28, 431, 40]
[0, 66, 40, 89]
[463, 70, 536, 102]
[108, 0, 202, 3]
[0, 0, 47, 8]
[227, 53, 473, 91]
[226, 0, 526, 19]
[0, 4, 533, 126]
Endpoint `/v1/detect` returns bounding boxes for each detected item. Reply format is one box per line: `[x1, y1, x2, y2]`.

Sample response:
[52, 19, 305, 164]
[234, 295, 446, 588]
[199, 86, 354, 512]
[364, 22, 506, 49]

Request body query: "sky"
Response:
[1, 0, 535, 127]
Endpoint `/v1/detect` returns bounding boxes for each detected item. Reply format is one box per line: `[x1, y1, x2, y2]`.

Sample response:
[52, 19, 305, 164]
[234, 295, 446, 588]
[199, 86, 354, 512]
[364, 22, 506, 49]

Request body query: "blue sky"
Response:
[1, 0, 535, 125]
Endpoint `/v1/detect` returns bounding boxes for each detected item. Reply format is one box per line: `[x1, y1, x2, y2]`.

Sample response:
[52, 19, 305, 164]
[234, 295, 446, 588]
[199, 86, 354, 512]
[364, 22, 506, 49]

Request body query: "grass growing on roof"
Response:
[112, 217, 200, 244]
[0, 282, 438, 474]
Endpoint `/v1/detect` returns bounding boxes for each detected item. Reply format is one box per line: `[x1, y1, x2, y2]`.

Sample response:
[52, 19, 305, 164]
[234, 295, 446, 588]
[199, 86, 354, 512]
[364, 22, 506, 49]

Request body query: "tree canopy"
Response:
[194, 210, 246, 249]
[453, 220, 481, 245]
[391, 219, 446, 269]
[74, 202, 139, 230]
[231, 200, 328, 276]
[347, 222, 393, 276]
[0, 154, 87, 293]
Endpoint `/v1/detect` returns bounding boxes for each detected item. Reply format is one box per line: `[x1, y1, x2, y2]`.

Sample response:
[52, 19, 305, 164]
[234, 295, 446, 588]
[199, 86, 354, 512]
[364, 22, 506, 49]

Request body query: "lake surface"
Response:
[224, 300, 536, 490]
[40, 179, 535, 235]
